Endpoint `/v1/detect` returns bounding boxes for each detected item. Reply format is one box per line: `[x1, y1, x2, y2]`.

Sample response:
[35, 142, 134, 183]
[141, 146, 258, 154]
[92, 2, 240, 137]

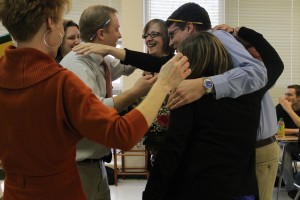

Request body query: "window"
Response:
[225, 0, 300, 103]
[144, 0, 224, 28]
[0, 0, 123, 96]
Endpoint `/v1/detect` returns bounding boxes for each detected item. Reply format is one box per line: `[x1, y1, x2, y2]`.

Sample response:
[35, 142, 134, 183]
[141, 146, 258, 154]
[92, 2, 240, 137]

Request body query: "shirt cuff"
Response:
[210, 74, 229, 99]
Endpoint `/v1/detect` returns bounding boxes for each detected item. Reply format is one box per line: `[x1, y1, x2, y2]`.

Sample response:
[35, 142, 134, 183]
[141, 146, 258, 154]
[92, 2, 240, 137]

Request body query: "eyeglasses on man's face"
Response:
[167, 18, 203, 40]
[142, 31, 162, 39]
[168, 27, 180, 40]
[89, 19, 111, 41]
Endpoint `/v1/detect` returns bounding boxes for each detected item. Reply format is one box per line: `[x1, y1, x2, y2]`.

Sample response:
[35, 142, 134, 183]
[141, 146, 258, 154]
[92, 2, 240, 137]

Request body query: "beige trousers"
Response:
[256, 141, 280, 200]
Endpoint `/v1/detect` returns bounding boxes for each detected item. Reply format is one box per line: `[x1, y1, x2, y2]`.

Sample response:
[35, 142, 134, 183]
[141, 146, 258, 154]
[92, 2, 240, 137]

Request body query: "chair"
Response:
[292, 155, 300, 200]
[293, 183, 300, 200]
[113, 146, 149, 186]
[277, 141, 298, 199]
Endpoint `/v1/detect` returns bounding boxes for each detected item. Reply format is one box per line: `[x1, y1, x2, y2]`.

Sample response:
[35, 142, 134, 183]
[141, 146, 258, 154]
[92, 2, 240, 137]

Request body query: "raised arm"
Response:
[167, 30, 268, 109]
[72, 43, 127, 61]
[113, 75, 156, 112]
[210, 30, 267, 99]
[66, 53, 191, 151]
[236, 26, 284, 91]
[72, 43, 172, 72]
[122, 48, 173, 72]
[279, 97, 300, 128]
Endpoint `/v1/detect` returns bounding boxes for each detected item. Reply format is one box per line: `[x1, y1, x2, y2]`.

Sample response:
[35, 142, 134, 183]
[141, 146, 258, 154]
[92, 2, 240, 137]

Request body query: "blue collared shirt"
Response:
[211, 30, 267, 99]
[211, 30, 276, 140]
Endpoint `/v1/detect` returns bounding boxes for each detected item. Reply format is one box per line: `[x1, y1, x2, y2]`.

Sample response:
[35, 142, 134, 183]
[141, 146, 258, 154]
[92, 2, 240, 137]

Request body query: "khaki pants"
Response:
[256, 141, 280, 200]
[77, 161, 111, 200]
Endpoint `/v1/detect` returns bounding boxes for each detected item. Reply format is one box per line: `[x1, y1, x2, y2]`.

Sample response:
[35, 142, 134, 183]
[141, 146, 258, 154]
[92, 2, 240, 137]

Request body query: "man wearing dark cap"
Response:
[144, 2, 279, 200]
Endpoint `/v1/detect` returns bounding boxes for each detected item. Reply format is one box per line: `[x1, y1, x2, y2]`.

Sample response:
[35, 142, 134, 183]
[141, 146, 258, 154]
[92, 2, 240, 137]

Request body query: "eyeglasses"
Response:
[167, 18, 203, 25]
[142, 31, 162, 39]
[168, 27, 180, 39]
[89, 19, 111, 41]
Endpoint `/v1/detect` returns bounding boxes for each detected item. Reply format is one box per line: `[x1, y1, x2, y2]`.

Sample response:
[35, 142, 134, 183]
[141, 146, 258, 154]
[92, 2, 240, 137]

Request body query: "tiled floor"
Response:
[273, 187, 293, 200]
[110, 179, 146, 200]
[109, 178, 293, 200]
[0, 178, 295, 200]
[0, 180, 3, 199]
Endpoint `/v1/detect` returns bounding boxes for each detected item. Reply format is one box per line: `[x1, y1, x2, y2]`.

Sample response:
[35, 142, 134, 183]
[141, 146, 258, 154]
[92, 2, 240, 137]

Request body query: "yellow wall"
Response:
[0, 1, 144, 90]
[118, 0, 144, 91]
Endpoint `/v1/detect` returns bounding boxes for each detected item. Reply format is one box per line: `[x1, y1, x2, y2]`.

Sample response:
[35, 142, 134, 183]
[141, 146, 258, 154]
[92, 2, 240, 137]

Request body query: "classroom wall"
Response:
[0, 0, 145, 92]
[118, 0, 144, 91]
[1, 1, 300, 103]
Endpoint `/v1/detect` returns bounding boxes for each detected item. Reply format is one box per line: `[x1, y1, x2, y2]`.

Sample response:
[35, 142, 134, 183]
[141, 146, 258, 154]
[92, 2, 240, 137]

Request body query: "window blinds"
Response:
[226, 0, 300, 104]
[144, 0, 224, 27]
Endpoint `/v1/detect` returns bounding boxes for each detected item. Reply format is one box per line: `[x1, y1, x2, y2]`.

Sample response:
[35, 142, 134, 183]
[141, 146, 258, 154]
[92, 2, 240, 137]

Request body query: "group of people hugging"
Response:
[1, 1, 293, 200]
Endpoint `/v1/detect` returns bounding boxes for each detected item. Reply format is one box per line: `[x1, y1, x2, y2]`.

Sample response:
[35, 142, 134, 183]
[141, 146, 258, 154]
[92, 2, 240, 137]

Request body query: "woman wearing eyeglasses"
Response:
[140, 19, 175, 172]
[142, 19, 174, 58]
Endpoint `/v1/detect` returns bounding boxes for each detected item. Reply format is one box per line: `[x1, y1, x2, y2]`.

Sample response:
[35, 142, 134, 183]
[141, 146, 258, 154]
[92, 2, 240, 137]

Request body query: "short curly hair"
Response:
[0, 0, 70, 42]
[143, 19, 174, 56]
[165, 2, 211, 31]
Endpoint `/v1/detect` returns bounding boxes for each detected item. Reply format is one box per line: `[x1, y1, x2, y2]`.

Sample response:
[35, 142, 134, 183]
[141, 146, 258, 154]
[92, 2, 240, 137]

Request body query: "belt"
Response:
[77, 158, 103, 165]
[256, 135, 276, 148]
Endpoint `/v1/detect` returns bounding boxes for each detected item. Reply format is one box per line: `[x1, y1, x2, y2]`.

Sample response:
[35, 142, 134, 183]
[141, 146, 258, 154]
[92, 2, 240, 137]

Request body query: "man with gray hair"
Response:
[61, 5, 155, 200]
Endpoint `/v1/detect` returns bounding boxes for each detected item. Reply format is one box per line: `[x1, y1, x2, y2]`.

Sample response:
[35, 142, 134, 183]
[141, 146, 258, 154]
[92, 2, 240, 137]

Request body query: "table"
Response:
[275, 135, 298, 141]
[113, 148, 149, 186]
[276, 135, 298, 200]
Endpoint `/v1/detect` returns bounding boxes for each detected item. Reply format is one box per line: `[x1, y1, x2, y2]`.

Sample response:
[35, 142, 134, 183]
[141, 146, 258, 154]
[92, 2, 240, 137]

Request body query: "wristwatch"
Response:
[203, 78, 214, 94]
